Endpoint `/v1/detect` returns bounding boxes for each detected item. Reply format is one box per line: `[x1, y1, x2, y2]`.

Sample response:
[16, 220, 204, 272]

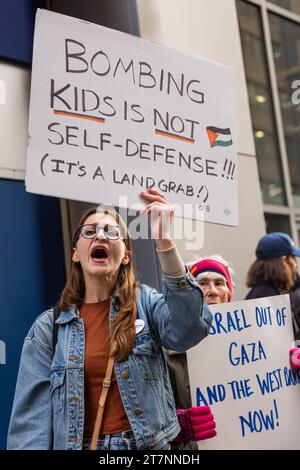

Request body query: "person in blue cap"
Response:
[246, 232, 300, 338]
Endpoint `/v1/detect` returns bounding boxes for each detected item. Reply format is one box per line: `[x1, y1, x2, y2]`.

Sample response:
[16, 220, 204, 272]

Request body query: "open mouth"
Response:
[90, 246, 108, 262]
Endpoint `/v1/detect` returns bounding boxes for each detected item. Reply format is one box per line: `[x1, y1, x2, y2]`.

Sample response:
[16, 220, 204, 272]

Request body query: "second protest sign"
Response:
[187, 295, 300, 449]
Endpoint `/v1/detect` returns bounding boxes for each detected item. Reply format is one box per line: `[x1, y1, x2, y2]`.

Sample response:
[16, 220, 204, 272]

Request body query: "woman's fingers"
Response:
[195, 429, 217, 441]
[140, 200, 172, 210]
[139, 201, 174, 240]
[191, 413, 214, 425]
[140, 202, 174, 217]
[139, 188, 173, 215]
[139, 188, 169, 205]
[146, 187, 168, 200]
[189, 406, 212, 416]
[138, 189, 174, 241]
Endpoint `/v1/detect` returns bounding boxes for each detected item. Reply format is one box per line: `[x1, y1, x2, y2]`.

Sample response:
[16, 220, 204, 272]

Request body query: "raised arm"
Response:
[139, 188, 212, 350]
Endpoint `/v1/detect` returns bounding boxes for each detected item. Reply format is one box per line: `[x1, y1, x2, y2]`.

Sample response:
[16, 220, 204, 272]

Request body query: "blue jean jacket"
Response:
[7, 271, 212, 450]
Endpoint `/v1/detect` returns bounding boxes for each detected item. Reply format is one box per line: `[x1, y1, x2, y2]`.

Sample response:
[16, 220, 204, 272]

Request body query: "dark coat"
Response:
[245, 284, 279, 300]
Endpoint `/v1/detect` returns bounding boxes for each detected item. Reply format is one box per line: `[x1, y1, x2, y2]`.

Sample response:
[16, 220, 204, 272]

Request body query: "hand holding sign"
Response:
[173, 406, 217, 445]
[290, 347, 300, 369]
[139, 187, 174, 249]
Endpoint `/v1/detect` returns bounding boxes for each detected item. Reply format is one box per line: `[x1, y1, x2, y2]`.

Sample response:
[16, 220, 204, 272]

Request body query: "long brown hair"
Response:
[58, 206, 139, 362]
[246, 255, 295, 294]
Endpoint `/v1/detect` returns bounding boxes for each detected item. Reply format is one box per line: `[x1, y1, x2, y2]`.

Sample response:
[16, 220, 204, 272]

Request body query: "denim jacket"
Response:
[7, 271, 212, 450]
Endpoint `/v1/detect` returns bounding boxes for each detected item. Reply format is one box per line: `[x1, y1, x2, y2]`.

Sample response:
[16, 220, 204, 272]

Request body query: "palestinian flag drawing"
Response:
[206, 126, 233, 148]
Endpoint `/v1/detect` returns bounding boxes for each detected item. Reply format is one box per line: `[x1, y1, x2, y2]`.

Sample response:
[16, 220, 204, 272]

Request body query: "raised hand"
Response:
[139, 187, 174, 250]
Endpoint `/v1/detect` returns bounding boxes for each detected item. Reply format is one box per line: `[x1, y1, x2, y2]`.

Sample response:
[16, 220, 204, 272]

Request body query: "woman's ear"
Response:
[72, 248, 80, 263]
[122, 250, 131, 265]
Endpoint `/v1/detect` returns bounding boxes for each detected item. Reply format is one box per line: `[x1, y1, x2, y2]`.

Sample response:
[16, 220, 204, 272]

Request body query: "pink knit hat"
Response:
[189, 258, 233, 300]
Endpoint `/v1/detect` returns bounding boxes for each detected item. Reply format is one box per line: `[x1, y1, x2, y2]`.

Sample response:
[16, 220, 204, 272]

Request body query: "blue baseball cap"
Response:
[256, 232, 300, 260]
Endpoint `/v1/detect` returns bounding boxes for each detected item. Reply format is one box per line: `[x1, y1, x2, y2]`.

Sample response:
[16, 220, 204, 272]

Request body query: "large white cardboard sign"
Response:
[187, 295, 300, 449]
[26, 9, 238, 226]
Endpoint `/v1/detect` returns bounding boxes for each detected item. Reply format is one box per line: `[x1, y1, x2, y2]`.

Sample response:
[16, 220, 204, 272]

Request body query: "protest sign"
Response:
[25, 9, 238, 225]
[187, 295, 300, 449]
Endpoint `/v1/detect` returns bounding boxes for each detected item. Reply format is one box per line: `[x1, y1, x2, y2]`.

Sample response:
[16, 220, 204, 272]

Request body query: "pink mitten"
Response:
[290, 347, 300, 369]
[173, 406, 217, 445]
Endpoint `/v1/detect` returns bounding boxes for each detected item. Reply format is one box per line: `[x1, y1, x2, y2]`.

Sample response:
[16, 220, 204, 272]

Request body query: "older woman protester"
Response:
[165, 255, 234, 449]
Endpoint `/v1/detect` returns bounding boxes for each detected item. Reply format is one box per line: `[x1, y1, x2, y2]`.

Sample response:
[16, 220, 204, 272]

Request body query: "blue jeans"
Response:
[82, 431, 138, 450]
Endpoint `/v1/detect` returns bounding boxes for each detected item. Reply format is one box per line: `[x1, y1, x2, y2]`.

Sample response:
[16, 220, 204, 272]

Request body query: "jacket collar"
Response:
[55, 288, 121, 325]
[55, 306, 78, 324]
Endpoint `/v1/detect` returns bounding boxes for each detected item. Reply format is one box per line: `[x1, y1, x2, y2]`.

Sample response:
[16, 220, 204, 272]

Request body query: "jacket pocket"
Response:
[132, 333, 161, 380]
[50, 368, 66, 415]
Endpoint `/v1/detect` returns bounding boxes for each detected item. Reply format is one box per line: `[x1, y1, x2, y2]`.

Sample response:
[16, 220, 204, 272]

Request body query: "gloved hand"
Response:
[290, 347, 300, 369]
[173, 406, 217, 445]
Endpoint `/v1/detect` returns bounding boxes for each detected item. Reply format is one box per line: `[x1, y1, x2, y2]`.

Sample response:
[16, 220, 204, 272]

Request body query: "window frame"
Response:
[237, 0, 300, 246]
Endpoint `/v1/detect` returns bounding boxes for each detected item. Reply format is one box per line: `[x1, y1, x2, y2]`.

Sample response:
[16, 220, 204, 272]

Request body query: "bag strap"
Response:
[52, 307, 61, 352]
[52, 307, 115, 450]
[90, 353, 115, 450]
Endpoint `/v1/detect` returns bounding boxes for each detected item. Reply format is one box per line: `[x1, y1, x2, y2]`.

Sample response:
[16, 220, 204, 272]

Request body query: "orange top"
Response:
[80, 300, 131, 436]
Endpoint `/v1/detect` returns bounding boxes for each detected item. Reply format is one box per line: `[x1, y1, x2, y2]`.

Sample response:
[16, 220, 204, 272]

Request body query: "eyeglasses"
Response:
[79, 224, 122, 241]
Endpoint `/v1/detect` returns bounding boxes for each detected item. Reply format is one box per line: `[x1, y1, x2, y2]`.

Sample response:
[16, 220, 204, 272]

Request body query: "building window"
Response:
[236, 0, 286, 206]
[269, 13, 300, 207]
[264, 213, 291, 234]
[237, 0, 300, 244]
[270, 0, 300, 16]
